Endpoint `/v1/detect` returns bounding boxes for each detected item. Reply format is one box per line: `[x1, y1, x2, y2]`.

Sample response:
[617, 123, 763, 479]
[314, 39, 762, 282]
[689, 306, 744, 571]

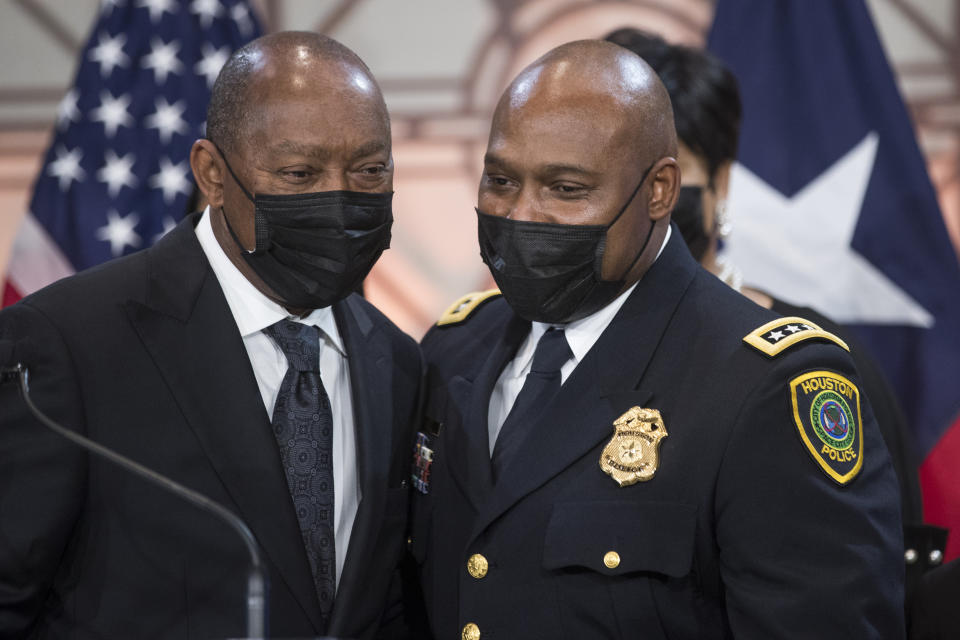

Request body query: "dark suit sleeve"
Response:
[0, 303, 87, 635]
[714, 345, 905, 638]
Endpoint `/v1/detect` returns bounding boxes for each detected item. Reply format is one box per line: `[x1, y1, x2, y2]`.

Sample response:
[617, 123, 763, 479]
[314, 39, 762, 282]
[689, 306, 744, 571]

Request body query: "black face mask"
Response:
[672, 185, 712, 261]
[216, 146, 393, 310]
[477, 164, 655, 324]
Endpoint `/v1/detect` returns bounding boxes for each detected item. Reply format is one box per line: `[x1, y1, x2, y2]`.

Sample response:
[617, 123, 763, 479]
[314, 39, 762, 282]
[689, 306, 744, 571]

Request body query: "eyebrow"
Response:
[484, 153, 598, 178]
[268, 139, 389, 161]
[270, 139, 320, 157]
[349, 140, 389, 160]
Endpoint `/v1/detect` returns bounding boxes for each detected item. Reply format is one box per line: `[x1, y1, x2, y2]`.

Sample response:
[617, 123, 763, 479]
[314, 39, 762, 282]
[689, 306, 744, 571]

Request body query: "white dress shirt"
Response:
[195, 207, 359, 589]
[488, 226, 672, 454]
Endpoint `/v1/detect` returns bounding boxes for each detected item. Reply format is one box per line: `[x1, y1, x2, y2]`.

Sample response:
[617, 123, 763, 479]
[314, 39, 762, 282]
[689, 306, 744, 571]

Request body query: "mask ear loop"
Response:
[603, 162, 659, 282]
[605, 161, 656, 230]
[208, 140, 269, 253]
[210, 140, 256, 203]
[614, 220, 656, 281]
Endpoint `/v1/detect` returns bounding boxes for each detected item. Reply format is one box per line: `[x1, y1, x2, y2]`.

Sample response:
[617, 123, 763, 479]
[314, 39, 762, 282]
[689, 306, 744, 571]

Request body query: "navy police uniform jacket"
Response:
[412, 230, 904, 639]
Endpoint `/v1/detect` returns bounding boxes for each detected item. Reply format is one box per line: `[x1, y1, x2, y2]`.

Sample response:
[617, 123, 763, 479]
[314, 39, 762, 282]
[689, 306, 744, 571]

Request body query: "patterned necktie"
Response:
[263, 319, 336, 625]
[492, 328, 572, 482]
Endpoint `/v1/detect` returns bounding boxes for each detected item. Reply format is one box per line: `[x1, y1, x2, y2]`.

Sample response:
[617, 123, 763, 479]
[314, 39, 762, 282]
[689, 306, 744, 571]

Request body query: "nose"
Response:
[506, 187, 543, 223]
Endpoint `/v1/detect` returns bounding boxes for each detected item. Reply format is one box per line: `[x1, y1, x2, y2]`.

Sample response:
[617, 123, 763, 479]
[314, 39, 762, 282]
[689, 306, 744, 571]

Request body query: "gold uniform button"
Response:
[604, 550, 621, 569]
[462, 622, 481, 640]
[467, 553, 489, 579]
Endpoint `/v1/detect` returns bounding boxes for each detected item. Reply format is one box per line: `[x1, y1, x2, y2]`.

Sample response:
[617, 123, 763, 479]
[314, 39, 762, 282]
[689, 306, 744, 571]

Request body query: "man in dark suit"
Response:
[413, 40, 904, 638]
[0, 32, 421, 639]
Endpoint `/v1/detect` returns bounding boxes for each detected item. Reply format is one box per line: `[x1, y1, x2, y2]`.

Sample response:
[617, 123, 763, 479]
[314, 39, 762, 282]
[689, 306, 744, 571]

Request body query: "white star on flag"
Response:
[96, 210, 142, 256]
[143, 38, 184, 84]
[97, 150, 138, 196]
[149, 157, 192, 203]
[47, 145, 86, 191]
[145, 97, 188, 143]
[136, 0, 175, 23]
[88, 31, 129, 77]
[194, 43, 230, 88]
[91, 91, 133, 138]
[56, 89, 80, 130]
[190, 0, 222, 28]
[9, 0, 261, 305]
[231, 3, 254, 36]
[153, 216, 178, 244]
[725, 132, 934, 327]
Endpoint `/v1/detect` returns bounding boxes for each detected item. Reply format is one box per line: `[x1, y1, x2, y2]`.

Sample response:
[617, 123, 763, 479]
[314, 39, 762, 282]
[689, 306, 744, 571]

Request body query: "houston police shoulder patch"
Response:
[436, 289, 501, 326]
[789, 370, 863, 485]
[744, 316, 849, 358]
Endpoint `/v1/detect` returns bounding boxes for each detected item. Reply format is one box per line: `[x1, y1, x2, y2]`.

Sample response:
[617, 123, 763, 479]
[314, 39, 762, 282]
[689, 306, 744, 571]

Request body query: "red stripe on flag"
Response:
[920, 415, 960, 562]
[2, 281, 22, 308]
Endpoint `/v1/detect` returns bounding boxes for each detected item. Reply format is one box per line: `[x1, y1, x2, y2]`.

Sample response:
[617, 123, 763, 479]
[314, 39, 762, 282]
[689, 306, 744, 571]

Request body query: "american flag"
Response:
[2, 0, 261, 306]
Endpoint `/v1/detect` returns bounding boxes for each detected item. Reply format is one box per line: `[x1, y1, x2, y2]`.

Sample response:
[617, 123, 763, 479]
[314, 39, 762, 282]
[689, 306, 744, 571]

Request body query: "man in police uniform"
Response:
[412, 40, 904, 639]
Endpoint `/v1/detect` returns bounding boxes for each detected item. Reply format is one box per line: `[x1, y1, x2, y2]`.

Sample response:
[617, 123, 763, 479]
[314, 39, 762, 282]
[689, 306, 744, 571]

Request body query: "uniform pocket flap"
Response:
[543, 500, 696, 578]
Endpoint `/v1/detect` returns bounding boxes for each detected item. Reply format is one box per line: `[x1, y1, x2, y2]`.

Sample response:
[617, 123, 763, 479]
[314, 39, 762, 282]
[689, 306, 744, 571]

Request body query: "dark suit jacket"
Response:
[0, 213, 423, 639]
[414, 231, 904, 639]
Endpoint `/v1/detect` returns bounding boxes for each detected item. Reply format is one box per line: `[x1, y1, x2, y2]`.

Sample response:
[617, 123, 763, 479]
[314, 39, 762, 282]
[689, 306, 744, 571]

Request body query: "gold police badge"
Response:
[600, 407, 668, 487]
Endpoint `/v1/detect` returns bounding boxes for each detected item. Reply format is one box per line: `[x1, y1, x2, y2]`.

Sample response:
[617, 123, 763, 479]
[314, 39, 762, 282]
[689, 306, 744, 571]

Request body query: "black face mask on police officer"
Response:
[476, 163, 656, 324]
[672, 185, 711, 262]
[215, 145, 393, 310]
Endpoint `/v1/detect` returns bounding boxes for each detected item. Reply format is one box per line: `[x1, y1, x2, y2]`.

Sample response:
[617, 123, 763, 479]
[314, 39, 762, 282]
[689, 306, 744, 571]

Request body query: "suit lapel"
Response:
[123, 216, 326, 633]
[327, 295, 395, 633]
[473, 231, 698, 534]
[446, 313, 528, 513]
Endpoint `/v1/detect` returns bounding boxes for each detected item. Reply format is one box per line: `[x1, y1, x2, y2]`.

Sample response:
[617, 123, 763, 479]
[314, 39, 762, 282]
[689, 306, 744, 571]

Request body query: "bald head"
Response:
[207, 31, 388, 154]
[479, 39, 682, 291]
[495, 40, 676, 168]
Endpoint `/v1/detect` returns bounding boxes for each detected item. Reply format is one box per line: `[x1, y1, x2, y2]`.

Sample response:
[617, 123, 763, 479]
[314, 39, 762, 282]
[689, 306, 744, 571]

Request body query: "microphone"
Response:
[1, 346, 269, 639]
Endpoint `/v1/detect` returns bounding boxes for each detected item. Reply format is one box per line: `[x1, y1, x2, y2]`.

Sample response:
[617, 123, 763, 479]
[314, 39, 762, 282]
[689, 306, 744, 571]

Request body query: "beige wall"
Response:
[1, 0, 958, 338]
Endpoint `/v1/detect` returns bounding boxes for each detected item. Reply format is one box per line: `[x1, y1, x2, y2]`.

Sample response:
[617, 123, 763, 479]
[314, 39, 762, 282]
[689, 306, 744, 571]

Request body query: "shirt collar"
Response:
[194, 206, 345, 354]
[508, 225, 671, 376]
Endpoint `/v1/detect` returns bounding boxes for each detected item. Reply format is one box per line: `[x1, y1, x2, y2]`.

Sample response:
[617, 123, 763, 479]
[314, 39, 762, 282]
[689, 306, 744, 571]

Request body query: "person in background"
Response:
[0, 32, 422, 639]
[605, 26, 944, 605]
[413, 39, 904, 639]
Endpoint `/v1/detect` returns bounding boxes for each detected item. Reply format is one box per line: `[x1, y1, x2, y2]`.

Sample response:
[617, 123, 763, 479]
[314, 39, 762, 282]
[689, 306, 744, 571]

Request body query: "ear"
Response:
[190, 139, 225, 208]
[712, 159, 733, 202]
[648, 157, 681, 221]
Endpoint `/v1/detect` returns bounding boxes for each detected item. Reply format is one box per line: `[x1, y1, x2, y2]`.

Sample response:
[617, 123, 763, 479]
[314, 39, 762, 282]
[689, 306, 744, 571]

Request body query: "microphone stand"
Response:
[5, 364, 269, 639]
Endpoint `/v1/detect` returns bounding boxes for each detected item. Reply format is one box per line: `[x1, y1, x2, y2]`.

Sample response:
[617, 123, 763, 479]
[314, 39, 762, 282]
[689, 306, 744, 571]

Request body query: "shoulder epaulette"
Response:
[436, 289, 501, 326]
[743, 316, 849, 358]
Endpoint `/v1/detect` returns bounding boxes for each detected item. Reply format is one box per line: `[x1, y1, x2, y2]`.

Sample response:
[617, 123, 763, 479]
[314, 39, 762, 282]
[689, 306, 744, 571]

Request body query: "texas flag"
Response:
[1, 0, 261, 307]
[708, 1, 960, 560]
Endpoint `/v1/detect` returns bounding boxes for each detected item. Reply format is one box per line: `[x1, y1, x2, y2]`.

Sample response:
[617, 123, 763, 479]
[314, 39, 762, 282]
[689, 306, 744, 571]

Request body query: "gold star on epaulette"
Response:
[743, 316, 849, 357]
[436, 289, 501, 326]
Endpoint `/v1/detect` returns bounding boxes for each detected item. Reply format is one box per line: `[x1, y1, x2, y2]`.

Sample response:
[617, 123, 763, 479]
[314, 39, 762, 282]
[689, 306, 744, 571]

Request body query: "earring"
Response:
[716, 199, 732, 238]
